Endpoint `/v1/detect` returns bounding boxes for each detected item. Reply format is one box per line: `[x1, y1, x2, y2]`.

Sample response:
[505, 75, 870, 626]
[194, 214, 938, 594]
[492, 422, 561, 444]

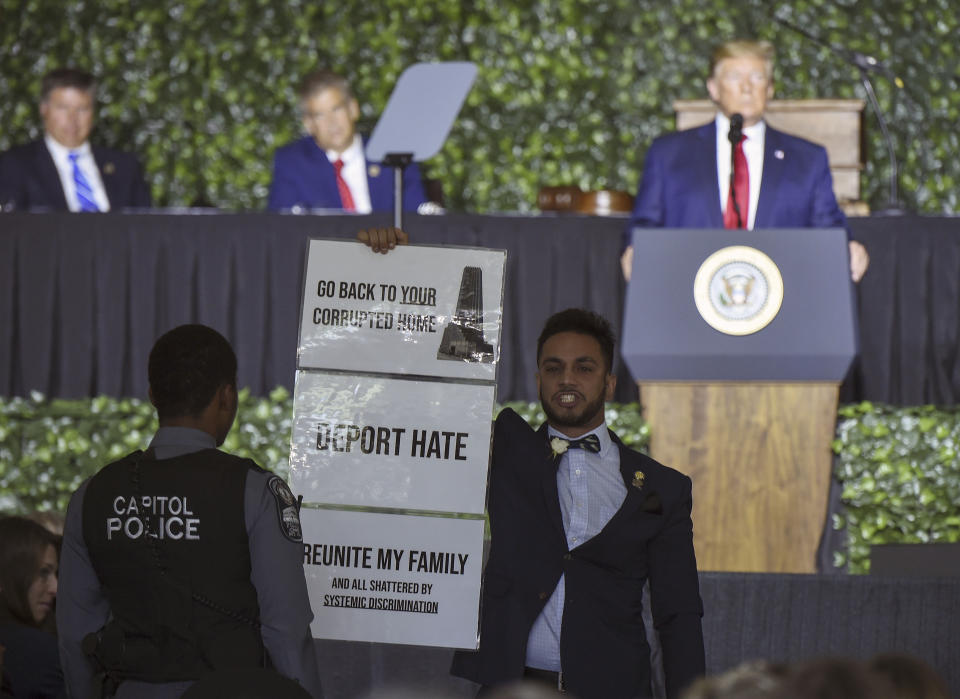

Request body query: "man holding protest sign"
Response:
[452, 309, 705, 698]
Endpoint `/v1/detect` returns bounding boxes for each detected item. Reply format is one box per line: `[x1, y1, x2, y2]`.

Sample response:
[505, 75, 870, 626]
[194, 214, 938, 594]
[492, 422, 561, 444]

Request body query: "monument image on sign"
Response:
[437, 266, 494, 363]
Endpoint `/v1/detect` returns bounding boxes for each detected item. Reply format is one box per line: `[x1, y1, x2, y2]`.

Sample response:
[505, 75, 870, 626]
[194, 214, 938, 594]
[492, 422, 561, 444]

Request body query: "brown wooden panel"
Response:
[831, 169, 862, 204]
[639, 382, 838, 573]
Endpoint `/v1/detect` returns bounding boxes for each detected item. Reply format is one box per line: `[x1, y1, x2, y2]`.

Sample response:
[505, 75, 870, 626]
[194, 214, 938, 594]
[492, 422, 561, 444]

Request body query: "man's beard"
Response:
[539, 388, 606, 431]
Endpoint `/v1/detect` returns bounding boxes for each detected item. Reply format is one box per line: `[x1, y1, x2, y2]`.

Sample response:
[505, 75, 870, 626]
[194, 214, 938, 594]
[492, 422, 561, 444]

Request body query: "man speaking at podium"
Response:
[622, 39, 868, 282]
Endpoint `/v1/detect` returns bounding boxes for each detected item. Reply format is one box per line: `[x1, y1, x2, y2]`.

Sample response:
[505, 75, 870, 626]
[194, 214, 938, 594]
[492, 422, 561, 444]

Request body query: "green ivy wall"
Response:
[832, 402, 960, 573]
[5, 394, 959, 574]
[2, 0, 957, 212]
[0, 394, 648, 516]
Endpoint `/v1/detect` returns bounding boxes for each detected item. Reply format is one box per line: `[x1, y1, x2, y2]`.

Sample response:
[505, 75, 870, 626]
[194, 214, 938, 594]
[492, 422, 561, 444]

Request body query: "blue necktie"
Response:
[69, 152, 99, 212]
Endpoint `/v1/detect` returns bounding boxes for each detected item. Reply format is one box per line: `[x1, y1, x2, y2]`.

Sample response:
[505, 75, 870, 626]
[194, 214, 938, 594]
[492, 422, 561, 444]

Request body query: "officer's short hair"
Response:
[40, 67, 97, 102]
[536, 308, 616, 374]
[148, 324, 237, 420]
[0, 515, 59, 627]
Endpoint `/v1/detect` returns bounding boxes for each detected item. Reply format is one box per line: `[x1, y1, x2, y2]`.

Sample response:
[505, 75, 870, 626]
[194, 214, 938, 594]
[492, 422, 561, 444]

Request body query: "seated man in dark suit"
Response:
[452, 309, 705, 699]
[267, 70, 427, 213]
[622, 39, 868, 282]
[0, 67, 151, 212]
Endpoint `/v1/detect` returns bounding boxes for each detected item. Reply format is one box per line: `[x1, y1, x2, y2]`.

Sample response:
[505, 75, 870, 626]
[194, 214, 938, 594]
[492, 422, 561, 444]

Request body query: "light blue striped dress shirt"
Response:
[525, 423, 627, 671]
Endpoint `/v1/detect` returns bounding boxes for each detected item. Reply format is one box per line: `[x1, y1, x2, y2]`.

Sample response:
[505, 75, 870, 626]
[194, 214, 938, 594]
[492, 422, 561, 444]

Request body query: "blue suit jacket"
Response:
[451, 409, 704, 699]
[267, 135, 427, 212]
[0, 139, 151, 212]
[626, 122, 846, 247]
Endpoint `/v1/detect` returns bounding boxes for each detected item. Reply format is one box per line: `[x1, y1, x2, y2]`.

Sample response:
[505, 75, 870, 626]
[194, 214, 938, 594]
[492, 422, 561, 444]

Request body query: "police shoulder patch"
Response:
[267, 476, 303, 543]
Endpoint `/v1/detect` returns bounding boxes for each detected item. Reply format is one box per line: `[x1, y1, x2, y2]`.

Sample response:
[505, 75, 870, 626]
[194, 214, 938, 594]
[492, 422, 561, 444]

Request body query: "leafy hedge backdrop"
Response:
[4, 393, 958, 574]
[1, 0, 958, 212]
[0, 394, 648, 516]
[832, 402, 960, 573]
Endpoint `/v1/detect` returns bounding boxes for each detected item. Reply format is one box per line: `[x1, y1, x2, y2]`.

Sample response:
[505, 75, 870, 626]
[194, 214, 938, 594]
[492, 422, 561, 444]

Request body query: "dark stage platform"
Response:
[4, 212, 960, 405]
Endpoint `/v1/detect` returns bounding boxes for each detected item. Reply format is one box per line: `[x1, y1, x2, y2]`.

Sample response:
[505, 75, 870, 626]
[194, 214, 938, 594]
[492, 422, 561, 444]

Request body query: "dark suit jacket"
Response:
[625, 121, 847, 248]
[0, 139, 151, 212]
[266, 135, 427, 212]
[451, 409, 704, 699]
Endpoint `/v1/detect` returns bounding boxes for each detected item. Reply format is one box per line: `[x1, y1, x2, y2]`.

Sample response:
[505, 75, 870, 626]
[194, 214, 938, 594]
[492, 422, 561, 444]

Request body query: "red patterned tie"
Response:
[333, 159, 356, 212]
[724, 135, 748, 229]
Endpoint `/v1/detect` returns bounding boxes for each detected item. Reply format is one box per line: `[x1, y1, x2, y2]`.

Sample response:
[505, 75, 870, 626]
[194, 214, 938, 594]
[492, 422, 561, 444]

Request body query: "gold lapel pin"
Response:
[631, 470, 645, 488]
[368, 164, 380, 177]
[103, 162, 116, 175]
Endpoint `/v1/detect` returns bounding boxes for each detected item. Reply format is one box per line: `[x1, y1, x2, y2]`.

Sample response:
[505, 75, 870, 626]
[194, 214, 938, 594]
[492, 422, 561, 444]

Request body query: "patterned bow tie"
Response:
[561, 434, 602, 453]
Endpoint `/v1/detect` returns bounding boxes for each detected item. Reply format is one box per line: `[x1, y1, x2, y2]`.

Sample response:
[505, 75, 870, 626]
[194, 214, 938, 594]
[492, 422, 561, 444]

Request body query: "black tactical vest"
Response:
[82, 448, 265, 682]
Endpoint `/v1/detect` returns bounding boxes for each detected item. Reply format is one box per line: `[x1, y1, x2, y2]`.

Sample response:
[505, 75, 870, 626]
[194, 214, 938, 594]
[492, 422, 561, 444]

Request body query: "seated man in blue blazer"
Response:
[267, 70, 427, 213]
[0, 68, 151, 212]
[451, 309, 705, 699]
[623, 40, 868, 282]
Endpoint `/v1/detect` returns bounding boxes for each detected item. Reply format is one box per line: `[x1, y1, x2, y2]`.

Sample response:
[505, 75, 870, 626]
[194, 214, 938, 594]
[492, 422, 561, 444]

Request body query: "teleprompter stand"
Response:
[366, 62, 477, 230]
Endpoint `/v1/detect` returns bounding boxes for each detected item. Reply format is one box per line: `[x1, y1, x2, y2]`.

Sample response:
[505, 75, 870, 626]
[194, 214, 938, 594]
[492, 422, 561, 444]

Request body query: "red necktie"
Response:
[333, 159, 356, 212]
[724, 135, 748, 229]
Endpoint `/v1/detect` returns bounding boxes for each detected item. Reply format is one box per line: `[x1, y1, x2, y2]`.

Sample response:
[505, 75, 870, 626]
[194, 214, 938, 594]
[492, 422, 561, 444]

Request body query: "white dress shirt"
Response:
[325, 134, 372, 214]
[44, 134, 111, 212]
[714, 113, 765, 229]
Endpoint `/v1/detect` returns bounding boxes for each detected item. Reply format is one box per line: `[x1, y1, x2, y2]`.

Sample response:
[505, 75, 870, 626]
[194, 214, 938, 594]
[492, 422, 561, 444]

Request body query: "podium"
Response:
[622, 229, 857, 573]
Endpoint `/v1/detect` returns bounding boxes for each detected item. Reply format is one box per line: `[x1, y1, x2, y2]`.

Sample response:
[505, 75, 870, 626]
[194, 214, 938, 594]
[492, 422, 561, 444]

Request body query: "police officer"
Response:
[57, 324, 323, 698]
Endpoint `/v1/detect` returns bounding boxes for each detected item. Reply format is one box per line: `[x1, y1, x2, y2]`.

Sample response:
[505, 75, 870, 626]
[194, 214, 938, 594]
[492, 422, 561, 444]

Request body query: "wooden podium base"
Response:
[639, 382, 838, 573]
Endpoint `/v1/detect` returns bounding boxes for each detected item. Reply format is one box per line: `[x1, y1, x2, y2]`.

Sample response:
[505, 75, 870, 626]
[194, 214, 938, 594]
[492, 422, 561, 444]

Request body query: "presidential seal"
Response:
[693, 246, 783, 336]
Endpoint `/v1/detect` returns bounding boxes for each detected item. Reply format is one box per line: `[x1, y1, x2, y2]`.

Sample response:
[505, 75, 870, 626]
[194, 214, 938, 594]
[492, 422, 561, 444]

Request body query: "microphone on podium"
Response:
[728, 113, 745, 229]
[728, 113, 744, 145]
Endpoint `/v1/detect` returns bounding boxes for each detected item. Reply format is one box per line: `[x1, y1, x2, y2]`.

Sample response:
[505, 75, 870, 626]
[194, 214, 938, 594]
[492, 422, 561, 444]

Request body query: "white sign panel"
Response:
[298, 241, 505, 381]
[290, 372, 494, 515]
[302, 508, 484, 649]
